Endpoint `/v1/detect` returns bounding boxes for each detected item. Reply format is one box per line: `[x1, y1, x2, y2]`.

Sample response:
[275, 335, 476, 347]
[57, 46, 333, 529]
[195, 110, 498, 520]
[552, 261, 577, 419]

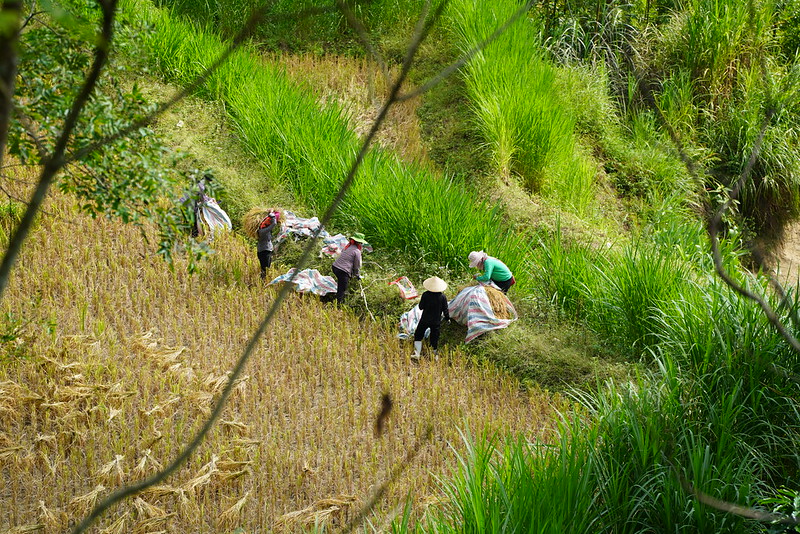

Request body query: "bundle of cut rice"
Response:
[484, 286, 512, 319]
[456, 283, 513, 319]
[242, 207, 274, 239]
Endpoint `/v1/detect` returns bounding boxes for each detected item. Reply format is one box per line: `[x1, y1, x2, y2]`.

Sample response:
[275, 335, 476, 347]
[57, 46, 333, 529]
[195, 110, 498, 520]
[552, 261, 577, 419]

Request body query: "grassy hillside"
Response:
[0, 173, 565, 532]
[6, 0, 800, 532]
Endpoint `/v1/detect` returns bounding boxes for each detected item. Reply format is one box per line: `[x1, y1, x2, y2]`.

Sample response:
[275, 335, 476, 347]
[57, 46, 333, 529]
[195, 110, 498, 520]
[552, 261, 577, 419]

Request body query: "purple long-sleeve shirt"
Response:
[332, 245, 362, 277]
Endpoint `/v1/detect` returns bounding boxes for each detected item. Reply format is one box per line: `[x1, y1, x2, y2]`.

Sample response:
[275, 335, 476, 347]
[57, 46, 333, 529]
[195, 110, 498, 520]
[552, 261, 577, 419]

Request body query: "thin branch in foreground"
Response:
[0, 0, 22, 169]
[706, 109, 800, 356]
[678, 472, 800, 527]
[14, 109, 48, 159]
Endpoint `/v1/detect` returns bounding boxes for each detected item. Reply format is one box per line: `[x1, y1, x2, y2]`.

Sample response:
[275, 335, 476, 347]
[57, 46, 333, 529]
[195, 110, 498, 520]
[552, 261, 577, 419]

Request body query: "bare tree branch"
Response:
[0, 0, 117, 301]
[19, 4, 41, 31]
[0, 0, 22, 169]
[705, 109, 800, 356]
[14, 108, 47, 159]
[678, 470, 800, 526]
[639, 67, 800, 359]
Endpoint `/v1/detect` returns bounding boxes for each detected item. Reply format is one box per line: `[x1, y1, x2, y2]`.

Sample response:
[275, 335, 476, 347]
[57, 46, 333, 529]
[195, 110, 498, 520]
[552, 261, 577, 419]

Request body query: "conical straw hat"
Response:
[423, 276, 447, 292]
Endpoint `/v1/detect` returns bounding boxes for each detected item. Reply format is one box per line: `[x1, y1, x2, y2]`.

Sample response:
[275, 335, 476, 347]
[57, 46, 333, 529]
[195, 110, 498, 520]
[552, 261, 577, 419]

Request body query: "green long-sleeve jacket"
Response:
[476, 256, 512, 282]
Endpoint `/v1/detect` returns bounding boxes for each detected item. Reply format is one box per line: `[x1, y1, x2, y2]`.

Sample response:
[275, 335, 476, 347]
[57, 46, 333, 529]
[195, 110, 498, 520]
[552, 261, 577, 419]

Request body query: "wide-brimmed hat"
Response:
[423, 276, 448, 293]
[350, 232, 367, 244]
[468, 250, 487, 268]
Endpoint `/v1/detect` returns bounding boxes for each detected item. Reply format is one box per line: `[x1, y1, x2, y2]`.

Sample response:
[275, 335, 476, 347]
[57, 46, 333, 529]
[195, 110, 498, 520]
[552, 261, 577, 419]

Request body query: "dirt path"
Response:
[771, 222, 800, 286]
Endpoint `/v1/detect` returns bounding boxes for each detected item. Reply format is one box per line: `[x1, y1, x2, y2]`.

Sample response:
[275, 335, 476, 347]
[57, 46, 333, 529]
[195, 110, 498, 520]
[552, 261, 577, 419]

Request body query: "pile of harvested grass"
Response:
[485, 286, 512, 319]
[242, 207, 281, 239]
[457, 284, 512, 319]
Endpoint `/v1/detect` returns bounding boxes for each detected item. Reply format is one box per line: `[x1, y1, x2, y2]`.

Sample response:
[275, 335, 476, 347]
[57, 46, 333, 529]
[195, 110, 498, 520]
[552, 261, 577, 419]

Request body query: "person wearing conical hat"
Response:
[468, 250, 515, 293]
[331, 232, 367, 306]
[412, 276, 450, 360]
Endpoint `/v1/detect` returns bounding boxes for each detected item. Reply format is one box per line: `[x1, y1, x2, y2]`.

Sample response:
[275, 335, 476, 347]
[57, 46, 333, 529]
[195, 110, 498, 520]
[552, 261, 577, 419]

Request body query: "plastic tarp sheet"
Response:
[268, 268, 337, 296]
[398, 305, 425, 340]
[398, 283, 517, 343]
[320, 233, 374, 257]
[275, 211, 329, 244]
[198, 196, 232, 235]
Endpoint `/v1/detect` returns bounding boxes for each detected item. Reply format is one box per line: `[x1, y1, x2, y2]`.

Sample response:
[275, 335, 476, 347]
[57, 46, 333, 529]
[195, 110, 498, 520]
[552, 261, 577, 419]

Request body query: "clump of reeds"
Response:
[447, 0, 595, 214]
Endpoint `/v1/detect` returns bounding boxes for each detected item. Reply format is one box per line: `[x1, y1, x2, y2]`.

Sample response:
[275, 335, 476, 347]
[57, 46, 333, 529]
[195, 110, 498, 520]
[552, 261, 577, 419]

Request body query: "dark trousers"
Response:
[332, 265, 351, 304]
[258, 250, 273, 278]
[494, 277, 513, 293]
[414, 321, 442, 350]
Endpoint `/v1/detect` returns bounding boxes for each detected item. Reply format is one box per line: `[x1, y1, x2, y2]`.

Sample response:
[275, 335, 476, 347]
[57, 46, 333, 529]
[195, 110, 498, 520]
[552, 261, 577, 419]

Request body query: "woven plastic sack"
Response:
[389, 276, 418, 299]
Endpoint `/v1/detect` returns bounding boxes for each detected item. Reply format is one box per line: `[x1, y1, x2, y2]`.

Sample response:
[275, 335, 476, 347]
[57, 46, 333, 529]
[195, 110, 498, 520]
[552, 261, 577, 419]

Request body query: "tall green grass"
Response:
[428, 425, 600, 533]
[648, 0, 800, 237]
[531, 222, 607, 317]
[591, 242, 691, 355]
[455, 211, 800, 532]
[657, 0, 774, 106]
[427, 350, 792, 533]
[447, 0, 596, 216]
[533, 228, 693, 357]
[124, 0, 529, 276]
[153, 0, 431, 53]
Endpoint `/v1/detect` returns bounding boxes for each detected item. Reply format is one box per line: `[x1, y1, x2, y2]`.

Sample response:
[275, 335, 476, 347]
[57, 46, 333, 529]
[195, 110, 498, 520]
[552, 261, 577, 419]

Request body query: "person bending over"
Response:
[468, 250, 515, 293]
[331, 232, 367, 305]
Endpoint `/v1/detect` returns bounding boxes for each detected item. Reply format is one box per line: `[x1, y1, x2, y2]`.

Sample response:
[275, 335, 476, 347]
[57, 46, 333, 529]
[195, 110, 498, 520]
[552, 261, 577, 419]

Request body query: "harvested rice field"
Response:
[0, 189, 565, 532]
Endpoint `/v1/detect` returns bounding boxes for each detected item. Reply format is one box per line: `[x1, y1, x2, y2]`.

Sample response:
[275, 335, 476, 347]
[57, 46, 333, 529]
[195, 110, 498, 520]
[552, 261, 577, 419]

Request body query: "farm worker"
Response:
[257, 210, 280, 279]
[469, 250, 515, 293]
[331, 232, 367, 305]
[180, 172, 212, 237]
[412, 276, 450, 360]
